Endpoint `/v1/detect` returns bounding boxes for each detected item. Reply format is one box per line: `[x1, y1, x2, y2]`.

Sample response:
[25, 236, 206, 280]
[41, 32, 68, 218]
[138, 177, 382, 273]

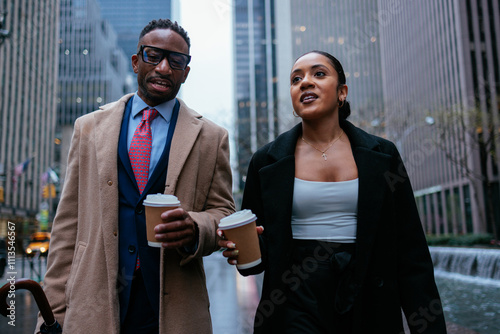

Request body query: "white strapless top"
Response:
[291, 178, 358, 243]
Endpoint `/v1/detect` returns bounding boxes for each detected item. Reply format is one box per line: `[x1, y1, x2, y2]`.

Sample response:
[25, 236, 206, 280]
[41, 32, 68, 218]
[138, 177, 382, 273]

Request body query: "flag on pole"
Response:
[12, 157, 33, 191]
[14, 158, 32, 176]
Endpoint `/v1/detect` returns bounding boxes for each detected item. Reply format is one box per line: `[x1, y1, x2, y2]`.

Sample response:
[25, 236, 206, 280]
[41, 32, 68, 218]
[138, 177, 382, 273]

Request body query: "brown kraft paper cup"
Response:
[143, 194, 181, 247]
[219, 210, 261, 269]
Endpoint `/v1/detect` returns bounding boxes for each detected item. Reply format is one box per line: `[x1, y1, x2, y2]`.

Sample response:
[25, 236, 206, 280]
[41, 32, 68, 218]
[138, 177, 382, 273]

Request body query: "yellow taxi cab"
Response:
[25, 232, 51, 257]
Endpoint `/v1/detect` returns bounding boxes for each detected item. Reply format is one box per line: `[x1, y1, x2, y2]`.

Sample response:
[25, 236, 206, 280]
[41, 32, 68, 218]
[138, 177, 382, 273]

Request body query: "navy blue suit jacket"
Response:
[117, 97, 179, 324]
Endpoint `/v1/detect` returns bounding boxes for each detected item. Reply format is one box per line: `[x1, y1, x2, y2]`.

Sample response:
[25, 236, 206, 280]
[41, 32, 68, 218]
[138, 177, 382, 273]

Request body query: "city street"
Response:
[0, 252, 261, 334]
[0, 252, 494, 334]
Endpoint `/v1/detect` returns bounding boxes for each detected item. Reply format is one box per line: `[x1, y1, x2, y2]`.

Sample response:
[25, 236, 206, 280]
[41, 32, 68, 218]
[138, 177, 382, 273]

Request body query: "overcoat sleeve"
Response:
[35, 118, 82, 332]
[180, 127, 236, 263]
[390, 149, 447, 333]
[238, 153, 268, 276]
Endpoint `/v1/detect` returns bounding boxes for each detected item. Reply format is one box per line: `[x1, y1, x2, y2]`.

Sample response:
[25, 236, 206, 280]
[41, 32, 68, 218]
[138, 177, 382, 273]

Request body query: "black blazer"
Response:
[241, 120, 447, 333]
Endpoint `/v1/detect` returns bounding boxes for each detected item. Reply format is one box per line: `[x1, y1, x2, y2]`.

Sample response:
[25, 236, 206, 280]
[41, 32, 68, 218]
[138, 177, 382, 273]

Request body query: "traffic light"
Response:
[42, 184, 56, 198]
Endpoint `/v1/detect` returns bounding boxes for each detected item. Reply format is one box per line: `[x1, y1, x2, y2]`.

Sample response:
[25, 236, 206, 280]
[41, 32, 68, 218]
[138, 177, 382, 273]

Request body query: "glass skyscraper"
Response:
[233, 0, 499, 238]
[234, 0, 385, 191]
[234, 0, 278, 191]
[286, 0, 385, 135]
[96, 0, 176, 68]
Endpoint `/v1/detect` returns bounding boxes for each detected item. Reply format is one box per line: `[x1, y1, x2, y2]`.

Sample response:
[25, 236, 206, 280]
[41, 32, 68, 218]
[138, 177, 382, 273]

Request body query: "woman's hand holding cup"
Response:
[218, 225, 264, 266]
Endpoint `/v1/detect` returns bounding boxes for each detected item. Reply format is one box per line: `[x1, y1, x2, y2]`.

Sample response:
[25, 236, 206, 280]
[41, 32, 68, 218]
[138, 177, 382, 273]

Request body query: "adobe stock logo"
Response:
[254, 241, 345, 327]
[400, 298, 444, 334]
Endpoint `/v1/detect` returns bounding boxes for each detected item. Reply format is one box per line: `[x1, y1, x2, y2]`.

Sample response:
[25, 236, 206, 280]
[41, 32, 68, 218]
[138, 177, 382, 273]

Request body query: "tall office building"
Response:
[378, 0, 500, 236]
[234, 0, 385, 191]
[58, 0, 131, 181]
[282, 0, 385, 133]
[0, 0, 59, 226]
[233, 0, 279, 190]
[234, 0, 499, 237]
[96, 0, 177, 69]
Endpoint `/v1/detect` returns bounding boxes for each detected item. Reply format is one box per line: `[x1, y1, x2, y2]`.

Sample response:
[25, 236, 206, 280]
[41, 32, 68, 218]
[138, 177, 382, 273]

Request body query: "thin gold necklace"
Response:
[301, 130, 344, 161]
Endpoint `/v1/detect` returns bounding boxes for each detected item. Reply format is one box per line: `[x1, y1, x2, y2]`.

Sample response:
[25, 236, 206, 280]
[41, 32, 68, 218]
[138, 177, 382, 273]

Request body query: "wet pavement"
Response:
[0, 255, 47, 334]
[0, 252, 495, 333]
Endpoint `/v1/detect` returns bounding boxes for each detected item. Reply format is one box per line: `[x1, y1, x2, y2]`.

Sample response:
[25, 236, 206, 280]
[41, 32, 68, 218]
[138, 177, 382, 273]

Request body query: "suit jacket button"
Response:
[135, 207, 143, 215]
[113, 231, 117, 236]
[107, 180, 113, 186]
[128, 245, 136, 254]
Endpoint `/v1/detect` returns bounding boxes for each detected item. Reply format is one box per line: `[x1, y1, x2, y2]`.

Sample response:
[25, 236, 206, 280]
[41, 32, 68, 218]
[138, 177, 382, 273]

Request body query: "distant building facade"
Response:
[58, 0, 131, 181]
[0, 0, 59, 227]
[233, 0, 499, 237]
[96, 0, 177, 72]
[378, 0, 500, 236]
[233, 0, 279, 190]
[283, 0, 385, 135]
[234, 0, 385, 191]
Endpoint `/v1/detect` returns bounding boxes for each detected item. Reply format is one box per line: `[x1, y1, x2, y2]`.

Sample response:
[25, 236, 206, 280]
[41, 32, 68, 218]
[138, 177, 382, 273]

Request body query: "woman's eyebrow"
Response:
[291, 63, 329, 75]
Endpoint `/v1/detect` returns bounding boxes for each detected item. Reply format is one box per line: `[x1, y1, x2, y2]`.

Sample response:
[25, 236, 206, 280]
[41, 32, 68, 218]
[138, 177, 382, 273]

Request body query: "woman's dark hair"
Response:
[298, 50, 351, 119]
[139, 19, 191, 51]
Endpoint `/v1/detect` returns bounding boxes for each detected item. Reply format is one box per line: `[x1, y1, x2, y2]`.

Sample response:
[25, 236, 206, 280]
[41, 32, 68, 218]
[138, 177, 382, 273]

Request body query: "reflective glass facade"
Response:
[96, 0, 174, 68]
[234, 0, 278, 190]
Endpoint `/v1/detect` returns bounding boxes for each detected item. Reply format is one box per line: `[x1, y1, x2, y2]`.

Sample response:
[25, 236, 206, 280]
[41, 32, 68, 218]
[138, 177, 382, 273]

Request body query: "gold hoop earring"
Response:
[338, 100, 344, 108]
[293, 110, 299, 117]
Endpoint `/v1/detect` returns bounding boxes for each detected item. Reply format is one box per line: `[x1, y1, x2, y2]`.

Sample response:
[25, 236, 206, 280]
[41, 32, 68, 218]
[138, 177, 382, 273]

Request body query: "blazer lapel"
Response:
[143, 100, 180, 196]
[117, 97, 137, 191]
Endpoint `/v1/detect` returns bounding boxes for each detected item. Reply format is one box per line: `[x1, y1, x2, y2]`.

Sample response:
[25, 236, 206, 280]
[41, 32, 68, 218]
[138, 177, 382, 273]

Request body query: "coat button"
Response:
[107, 180, 113, 186]
[135, 207, 143, 215]
[113, 231, 117, 236]
[373, 277, 384, 288]
[128, 245, 136, 254]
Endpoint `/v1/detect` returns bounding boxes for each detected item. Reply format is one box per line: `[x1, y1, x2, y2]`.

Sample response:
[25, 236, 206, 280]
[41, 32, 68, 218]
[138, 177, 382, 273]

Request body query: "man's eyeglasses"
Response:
[138, 45, 191, 70]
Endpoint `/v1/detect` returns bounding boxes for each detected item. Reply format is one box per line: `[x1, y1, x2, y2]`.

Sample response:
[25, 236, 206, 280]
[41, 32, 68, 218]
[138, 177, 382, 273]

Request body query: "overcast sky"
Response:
[179, 0, 234, 130]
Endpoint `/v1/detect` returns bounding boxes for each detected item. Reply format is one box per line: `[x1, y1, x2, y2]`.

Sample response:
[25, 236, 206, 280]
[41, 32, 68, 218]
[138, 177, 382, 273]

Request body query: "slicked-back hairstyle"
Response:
[298, 50, 351, 120]
[139, 18, 191, 51]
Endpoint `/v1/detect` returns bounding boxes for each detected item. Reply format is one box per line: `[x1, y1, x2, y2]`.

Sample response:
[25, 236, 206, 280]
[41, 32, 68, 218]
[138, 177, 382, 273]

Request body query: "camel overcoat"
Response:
[36, 94, 235, 333]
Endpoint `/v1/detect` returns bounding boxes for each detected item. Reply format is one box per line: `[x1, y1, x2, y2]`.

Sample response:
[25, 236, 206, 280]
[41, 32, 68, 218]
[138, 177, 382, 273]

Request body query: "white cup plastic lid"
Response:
[219, 209, 257, 230]
[143, 193, 180, 207]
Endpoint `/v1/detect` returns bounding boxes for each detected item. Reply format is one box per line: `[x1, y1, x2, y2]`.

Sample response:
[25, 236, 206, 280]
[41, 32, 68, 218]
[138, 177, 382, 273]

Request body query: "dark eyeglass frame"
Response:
[138, 45, 191, 70]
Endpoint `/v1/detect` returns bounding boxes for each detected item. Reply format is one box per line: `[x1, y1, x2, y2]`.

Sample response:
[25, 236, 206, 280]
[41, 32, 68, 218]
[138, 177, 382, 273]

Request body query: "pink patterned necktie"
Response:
[129, 107, 158, 194]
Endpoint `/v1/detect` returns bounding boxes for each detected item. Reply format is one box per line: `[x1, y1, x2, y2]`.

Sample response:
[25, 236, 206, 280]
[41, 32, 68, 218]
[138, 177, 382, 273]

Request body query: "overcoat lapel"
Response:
[341, 120, 392, 283]
[93, 94, 133, 286]
[258, 125, 301, 264]
[164, 99, 203, 194]
[260, 121, 392, 284]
